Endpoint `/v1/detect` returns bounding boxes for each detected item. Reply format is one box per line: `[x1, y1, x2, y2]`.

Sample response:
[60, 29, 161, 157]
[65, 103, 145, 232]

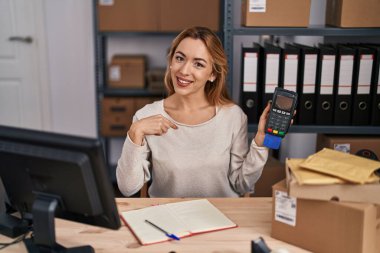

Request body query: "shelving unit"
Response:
[223, 0, 380, 135]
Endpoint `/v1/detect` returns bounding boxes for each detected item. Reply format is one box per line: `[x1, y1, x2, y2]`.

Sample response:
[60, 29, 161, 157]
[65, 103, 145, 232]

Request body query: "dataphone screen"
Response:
[274, 95, 294, 112]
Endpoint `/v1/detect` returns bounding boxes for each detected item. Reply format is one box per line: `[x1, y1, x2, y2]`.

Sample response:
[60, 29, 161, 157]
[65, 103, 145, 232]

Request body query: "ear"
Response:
[209, 73, 216, 82]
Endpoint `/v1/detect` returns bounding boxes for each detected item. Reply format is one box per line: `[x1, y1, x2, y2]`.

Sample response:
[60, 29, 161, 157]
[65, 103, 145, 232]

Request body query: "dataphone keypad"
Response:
[266, 108, 291, 137]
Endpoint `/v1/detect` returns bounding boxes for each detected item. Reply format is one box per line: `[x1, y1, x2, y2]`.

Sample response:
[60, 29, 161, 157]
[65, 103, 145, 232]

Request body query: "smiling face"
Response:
[169, 37, 215, 97]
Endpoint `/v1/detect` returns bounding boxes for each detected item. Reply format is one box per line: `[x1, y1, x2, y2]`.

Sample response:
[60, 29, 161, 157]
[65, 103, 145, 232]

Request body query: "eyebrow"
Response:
[175, 51, 208, 64]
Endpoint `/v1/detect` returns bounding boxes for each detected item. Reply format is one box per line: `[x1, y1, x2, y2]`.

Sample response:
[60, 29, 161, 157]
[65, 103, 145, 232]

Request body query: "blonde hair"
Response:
[164, 27, 232, 106]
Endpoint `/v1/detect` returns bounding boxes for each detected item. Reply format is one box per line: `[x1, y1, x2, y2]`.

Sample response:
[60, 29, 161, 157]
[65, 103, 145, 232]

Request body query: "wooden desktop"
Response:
[3, 198, 311, 252]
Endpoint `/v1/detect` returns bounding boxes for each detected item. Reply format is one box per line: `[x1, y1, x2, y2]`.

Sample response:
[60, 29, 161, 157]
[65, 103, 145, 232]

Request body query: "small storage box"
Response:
[101, 98, 134, 136]
[241, 0, 311, 27]
[325, 0, 380, 28]
[108, 55, 146, 89]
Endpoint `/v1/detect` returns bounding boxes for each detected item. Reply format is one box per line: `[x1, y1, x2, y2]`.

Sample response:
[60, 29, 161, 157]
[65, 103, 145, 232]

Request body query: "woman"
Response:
[117, 26, 270, 197]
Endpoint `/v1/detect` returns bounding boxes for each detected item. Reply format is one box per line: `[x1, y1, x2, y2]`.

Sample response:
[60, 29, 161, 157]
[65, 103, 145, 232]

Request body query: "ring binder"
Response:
[333, 44, 355, 125]
[240, 44, 262, 123]
[316, 44, 336, 125]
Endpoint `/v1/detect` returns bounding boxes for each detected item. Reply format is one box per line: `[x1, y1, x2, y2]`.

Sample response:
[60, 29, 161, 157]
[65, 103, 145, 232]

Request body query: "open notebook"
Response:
[120, 199, 237, 245]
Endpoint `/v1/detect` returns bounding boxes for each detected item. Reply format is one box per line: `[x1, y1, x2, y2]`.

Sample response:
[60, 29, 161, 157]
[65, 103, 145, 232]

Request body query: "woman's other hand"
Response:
[128, 115, 178, 145]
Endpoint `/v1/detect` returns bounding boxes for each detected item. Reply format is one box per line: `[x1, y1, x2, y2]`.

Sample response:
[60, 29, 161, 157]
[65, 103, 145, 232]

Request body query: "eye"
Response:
[175, 55, 184, 62]
[194, 62, 205, 69]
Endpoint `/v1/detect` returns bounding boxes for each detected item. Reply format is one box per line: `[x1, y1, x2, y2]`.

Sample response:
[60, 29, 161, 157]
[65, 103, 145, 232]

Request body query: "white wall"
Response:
[43, 0, 96, 138]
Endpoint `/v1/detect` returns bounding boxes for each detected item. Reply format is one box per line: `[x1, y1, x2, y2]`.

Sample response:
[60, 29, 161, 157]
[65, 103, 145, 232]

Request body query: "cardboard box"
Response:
[146, 69, 166, 92]
[97, 0, 159, 31]
[101, 115, 131, 137]
[101, 97, 135, 116]
[98, 0, 220, 32]
[317, 134, 380, 161]
[160, 0, 220, 31]
[241, 0, 311, 27]
[326, 0, 380, 28]
[285, 158, 380, 204]
[101, 98, 134, 136]
[251, 157, 285, 197]
[271, 180, 380, 253]
[101, 97, 156, 136]
[108, 55, 146, 89]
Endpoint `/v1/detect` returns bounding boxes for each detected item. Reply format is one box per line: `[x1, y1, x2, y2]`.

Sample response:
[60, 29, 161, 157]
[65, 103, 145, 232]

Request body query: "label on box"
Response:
[275, 190, 297, 226]
[249, 0, 266, 12]
[334, 143, 350, 153]
[109, 66, 121, 81]
[99, 0, 114, 6]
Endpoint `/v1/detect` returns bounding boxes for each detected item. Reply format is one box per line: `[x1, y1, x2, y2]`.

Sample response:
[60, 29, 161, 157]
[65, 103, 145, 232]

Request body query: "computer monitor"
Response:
[0, 125, 121, 253]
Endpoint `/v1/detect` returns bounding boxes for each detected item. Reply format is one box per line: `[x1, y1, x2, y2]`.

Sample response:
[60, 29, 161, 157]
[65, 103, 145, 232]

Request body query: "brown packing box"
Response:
[326, 0, 380, 28]
[285, 158, 380, 204]
[97, 0, 159, 31]
[241, 0, 311, 27]
[101, 115, 131, 137]
[271, 180, 380, 253]
[101, 97, 155, 137]
[146, 69, 166, 92]
[108, 55, 146, 89]
[102, 97, 135, 117]
[98, 0, 220, 32]
[101, 97, 134, 136]
[317, 134, 380, 161]
[159, 0, 220, 32]
[251, 157, 285, 197]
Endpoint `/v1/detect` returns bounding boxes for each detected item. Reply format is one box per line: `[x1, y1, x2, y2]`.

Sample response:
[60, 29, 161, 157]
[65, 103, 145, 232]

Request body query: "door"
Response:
[0, 0, 50, 130]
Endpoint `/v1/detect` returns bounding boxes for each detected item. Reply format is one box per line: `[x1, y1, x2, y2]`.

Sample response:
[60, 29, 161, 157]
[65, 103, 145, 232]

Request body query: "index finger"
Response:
[163, 117, 178, 129]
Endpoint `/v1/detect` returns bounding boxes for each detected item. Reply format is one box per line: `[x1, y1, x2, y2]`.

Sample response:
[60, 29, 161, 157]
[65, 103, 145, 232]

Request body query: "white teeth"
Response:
[178, 78, 191, 84]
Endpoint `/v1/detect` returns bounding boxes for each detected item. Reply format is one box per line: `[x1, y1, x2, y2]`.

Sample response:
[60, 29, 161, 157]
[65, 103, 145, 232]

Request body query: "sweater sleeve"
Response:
[228, 114, 269, 195]
[116, 115, 152, 197]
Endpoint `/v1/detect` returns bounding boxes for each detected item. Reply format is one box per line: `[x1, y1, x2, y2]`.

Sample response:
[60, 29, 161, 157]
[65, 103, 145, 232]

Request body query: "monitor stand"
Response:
[24, 195, 94, 253]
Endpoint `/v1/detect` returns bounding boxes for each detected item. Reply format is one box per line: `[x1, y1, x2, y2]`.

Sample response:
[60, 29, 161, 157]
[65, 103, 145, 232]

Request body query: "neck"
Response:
[171, 94, 211, 111]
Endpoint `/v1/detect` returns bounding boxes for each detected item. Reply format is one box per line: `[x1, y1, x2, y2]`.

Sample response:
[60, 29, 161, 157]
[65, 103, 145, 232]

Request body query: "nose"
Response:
[179, 61, 191, 75]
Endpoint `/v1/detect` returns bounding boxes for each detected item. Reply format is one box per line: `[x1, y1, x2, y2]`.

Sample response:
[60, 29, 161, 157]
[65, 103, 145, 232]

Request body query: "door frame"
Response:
[33, 0, 52, 131]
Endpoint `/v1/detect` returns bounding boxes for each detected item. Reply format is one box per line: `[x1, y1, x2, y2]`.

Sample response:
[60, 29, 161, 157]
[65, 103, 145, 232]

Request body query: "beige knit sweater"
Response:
[116, 100, 268, 197]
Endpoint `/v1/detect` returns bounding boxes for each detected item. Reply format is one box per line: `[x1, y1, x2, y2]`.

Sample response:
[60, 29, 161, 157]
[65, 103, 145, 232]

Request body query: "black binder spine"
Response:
[333, 45, 355, 125]
[315, 44, 336, 125]
[349, 45, 374, 125]
[240, 44, 262, 124]
[292, 43, 318, 125]
[364, 44, 380, 126]
[262, 43, 281, 110]
[282, 44, 300, 124]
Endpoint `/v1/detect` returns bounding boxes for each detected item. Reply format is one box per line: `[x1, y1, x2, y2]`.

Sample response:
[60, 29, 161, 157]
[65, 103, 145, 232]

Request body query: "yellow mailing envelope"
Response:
[287, 158, 347, 185]
[299, 148, 380, 184]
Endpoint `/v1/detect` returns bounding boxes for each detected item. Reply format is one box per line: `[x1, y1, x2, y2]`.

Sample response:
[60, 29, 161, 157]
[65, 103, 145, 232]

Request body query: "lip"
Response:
[176, 76, 193, 88]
